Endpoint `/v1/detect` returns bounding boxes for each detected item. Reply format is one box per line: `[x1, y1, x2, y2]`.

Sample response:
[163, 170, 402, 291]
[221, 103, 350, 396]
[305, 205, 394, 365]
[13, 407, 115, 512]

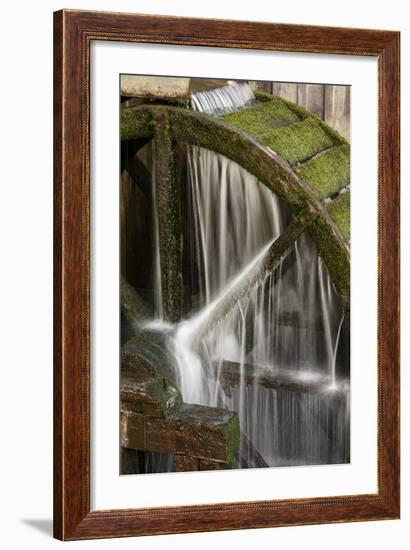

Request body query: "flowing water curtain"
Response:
[136, 81, 349, 468]
[171, 82, 348, 466]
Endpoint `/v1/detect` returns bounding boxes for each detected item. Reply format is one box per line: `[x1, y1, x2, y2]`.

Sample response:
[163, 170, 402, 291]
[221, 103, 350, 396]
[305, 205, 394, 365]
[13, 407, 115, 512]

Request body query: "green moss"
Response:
[327, 192, 351, 241]
[222, 97, 301, 134]
[144, 377, 182, 414]
[221, 413, 240, 466]
[254, 90, 279, 103]
[257, 117, 337, 166]
[120, 276, 151, 327]
[295, 144, 350, 199]
[281, 98, 349, 147]
[153, 110, 183, 323]
[122, 330, 177, 382]
[307, 216, 350, 316]
[121, 106, 154, 140]
[121, 102, 350, 318]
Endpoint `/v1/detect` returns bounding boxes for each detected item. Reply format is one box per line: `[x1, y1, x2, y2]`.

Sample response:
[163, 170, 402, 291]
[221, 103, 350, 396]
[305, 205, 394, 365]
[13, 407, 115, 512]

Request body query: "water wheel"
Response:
[121, 91, 350, 324]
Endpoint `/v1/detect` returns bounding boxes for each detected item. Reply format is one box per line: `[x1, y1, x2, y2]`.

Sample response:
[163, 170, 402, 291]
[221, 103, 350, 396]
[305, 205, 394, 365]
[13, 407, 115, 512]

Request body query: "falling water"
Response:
[191, 80, 256, 115]
[149, 82, 349, 468]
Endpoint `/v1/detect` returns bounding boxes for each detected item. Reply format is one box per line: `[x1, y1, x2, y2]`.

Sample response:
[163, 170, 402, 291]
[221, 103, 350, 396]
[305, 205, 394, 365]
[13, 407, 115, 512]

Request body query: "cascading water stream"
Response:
[191, 80, 257, 115]
[148, 81, 349, 467]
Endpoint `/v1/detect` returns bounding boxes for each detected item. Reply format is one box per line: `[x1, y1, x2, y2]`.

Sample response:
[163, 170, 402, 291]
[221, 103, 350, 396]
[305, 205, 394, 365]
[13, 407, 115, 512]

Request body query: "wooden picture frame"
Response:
[53, 9, 400, 540]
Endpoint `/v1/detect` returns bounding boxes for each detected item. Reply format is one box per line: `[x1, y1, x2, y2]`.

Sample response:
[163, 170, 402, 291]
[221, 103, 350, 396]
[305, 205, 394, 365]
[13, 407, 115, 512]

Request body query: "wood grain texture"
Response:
[53, 9, 400, 540]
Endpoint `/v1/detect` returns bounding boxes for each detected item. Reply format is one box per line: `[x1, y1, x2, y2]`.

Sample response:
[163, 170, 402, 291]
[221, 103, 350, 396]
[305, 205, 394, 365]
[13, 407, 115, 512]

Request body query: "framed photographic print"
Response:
[53, 9, 400, 540]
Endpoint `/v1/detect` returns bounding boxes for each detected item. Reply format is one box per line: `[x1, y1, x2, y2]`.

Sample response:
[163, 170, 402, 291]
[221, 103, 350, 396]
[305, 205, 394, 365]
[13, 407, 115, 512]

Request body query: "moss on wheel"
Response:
[281, 97, 349, 147]
[295, 144, 350, 199]
[257, 118, 338, 166]
[121, 106, 154, 140]
[222, 98, 301, 134]
[307, 216, 350, 316]
[120, 101, 350, 316]
[327, 192, 351, 241]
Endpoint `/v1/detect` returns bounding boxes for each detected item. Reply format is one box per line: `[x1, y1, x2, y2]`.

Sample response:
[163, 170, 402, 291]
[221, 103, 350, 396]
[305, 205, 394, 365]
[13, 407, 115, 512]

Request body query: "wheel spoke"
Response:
[153, 112, 182, 323]
[192, 209, 313, 344]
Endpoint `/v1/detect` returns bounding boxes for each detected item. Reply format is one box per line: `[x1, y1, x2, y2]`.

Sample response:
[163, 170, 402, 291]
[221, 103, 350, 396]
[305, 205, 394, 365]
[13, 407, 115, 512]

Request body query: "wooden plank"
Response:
[249, 80, 272, 94]
[121, 410, 145, 450]
[145, 416, 176, 454]
[324, 85, 350, 141]
[199, 459, 226, 471]
[175, 455, 200, 472]
[120, 403, 239, 463]
[271, 82, 298, 103]
[297, 83, 325, 119]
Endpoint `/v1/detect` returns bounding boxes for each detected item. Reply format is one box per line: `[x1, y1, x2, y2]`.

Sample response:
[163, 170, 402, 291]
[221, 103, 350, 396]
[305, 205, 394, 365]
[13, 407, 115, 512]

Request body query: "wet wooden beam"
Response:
[121, 402, 239, 465]
[175, 455, 200, 472]
[120, 365, 240, 467]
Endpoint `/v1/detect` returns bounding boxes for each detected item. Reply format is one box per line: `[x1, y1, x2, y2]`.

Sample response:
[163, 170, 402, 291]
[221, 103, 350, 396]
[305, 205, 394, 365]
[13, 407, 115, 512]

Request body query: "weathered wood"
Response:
[297, 83, 325, 119]
[121, 403, 240, 465]
[249, 80, 272, 94]
[199, 458, 226, 471]
[154, 110, 182, 323]
[271, 82, 298, 103]
[324, 85, 350, 141]
[175, 455, 200, 472]
[120, 169, 152, 286]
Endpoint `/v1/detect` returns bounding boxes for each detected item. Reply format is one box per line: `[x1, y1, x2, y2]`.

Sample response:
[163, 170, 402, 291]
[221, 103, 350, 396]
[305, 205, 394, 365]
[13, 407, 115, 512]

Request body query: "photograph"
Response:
[119, 75, 351, 475]
[0, 0, 405, 546]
